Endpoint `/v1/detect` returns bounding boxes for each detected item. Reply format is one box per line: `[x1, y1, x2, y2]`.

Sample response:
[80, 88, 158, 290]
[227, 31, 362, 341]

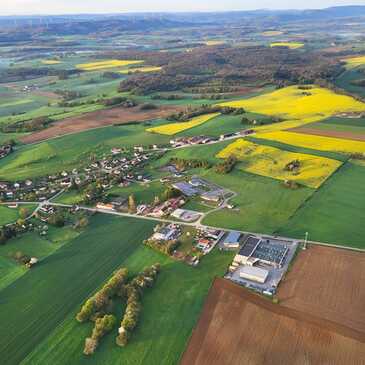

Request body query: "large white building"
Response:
[239, 266, 269, 284]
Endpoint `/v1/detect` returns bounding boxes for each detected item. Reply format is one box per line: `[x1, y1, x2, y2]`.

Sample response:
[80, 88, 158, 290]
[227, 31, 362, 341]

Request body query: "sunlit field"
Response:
[270, 42, 304, 49]
[262, 31, 284, 36]
[255, 131, 365, 154]
[41, 60, 62, 65]
[217, 139, 342, 188]
[118, 66, 162, 74]
[205, 40, 225, 46]
[76, 59, 144, 71]
[146, 113, 220, 135]
[342, 55, 365, 68]
[219, 85, 365, 132]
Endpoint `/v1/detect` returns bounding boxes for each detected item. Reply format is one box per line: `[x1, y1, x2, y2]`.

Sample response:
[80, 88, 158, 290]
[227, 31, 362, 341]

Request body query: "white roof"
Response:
[239, 266, 268, 281]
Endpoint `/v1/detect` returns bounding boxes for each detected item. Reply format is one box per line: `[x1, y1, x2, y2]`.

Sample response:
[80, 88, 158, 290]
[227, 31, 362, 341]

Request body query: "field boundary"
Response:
[181, 277, 365, 365]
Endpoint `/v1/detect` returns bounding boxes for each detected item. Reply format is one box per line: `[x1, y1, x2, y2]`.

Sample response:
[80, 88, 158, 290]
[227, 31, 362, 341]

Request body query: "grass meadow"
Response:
[201, 169, 314, 233]
[0, 124, 169, 181]
[278, 161, 365, 249]
[0, 213, 234, 365]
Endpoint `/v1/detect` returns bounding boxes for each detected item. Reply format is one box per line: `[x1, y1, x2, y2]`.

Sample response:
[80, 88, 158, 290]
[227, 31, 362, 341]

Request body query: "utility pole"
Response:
[303, 231, 308, 250]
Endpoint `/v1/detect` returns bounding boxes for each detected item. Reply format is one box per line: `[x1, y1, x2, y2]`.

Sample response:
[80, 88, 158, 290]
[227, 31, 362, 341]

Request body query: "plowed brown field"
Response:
[181, 253, 365, 365]
[278, 245, 365, 334]
[20, 105, 181, 144]
[289, 126, 365, 141]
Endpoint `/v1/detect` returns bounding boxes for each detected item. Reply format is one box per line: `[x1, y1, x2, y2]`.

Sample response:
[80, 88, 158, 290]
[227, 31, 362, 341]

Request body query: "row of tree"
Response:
[78, 264, 160, 355]
[215, 155, 237, 174]
[2, 116, 52, 133]
[144, 238, 179, 256]
[169, 157, 211, 170]
[116, 264, 161, 347]
[76, 268, 129, 323]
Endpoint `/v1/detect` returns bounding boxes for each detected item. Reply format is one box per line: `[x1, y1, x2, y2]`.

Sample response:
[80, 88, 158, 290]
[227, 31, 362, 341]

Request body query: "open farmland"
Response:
[76, 59, 144, 71]
[181, 278, 365, 365]
[278, 162, 365, 249]
[342, 55, 365, 68]
[0, 226, 80, 291]
[118, 66, 162, 74]
[0, 124, 170, 181]
[219, 85, 365, 132]
[278, 245, 365, 335]
[146, 113, 220, 135]
[217, 139, 342, 188]
[201, 169, 313, 233]
[289, 124, 365, 142]
[0, 215, 155, 365]
[41, 60, 62, 65]
[270, 42, 304, 49]
[20, 104, 181, 144]
[0, 215, 235, 365]
[261, 31, 284, 36]
[255, 130, 365, 154]
[0, 206, 23, 226]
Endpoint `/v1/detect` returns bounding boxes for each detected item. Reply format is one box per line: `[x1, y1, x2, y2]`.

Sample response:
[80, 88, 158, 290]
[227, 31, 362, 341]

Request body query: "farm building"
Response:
[170, 209, 201, 222]
[201, 191, 222, 202]
[234, 237, 288, 268]
[172, 182, 199, 197]
[223, 231, 242, 248]
[239, 266, 269, 284]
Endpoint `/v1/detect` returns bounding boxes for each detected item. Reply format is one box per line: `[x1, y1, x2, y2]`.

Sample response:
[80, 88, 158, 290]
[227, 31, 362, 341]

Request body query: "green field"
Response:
[201, 169, 314, 233]
[319, 116, 365, 128]
[278, 162, 365, 248]
[0, 226, 80, 290]
[0, 124, 169, 181]
[0, 215, 155, 364]
[335, 67, 365, 98]
[0, 214, 233, 365]
[0, 204, 36, 226]
[299, 117, 365, 135]
[109, 181, 166, 205]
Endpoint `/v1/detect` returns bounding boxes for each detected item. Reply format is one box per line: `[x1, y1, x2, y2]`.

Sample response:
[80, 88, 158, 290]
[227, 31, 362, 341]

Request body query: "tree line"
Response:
[76, 264, 160, 355]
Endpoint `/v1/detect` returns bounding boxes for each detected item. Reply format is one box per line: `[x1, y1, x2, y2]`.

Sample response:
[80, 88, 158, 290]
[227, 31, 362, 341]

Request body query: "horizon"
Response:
[1, 1, 364, 16]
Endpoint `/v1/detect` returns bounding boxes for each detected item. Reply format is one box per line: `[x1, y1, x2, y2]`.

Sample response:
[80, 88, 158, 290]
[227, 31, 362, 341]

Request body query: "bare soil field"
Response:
[181, 277, 365, 365]
[20, 105, 181, 144]
[289, 126, 365, 141]
[278, 245, 365, 334]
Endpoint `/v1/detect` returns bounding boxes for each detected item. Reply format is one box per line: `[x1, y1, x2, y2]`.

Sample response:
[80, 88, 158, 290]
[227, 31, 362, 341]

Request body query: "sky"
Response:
[0, 0, 364, 15]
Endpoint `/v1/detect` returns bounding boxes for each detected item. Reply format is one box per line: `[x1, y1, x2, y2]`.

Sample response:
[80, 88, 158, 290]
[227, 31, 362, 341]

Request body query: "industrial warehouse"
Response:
[226, 235, 299, 295]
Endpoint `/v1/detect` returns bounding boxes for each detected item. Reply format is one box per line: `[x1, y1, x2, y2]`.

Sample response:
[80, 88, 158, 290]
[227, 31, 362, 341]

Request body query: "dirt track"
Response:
[181, 275, 365, 365]
[289, 126, 365, 142]
[20, 105, 181, 144]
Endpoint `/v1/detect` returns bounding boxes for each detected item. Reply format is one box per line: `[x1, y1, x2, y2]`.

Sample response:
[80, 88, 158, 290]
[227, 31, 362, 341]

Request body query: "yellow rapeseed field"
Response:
[205, 40, 225, 46]
[217, 139, 342, 188]
[342, 55, 365, 68]
[118, 66, 162, 74]
[262, 31, 283, 37]
[254, 131, 365, 154]
[270, 42, 304, 49]
[146, 113, 220, 135]
[41, 60, 61, 65]
[219, 85, 365, 133]
[76, 59, 144, 71]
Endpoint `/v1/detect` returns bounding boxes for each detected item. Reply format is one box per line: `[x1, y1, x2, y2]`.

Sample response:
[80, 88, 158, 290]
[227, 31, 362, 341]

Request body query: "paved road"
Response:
[1, 199, 364, 253]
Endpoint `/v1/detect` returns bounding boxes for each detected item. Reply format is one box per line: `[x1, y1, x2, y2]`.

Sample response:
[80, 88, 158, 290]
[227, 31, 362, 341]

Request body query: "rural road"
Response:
[2, 198, 364, 253]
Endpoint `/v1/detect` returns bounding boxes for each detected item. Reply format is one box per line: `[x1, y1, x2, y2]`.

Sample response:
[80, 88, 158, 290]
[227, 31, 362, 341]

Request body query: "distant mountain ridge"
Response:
[0, 5, 364, 32]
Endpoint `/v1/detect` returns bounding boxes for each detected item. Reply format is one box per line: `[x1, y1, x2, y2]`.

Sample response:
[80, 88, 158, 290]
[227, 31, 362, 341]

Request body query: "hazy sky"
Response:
[1, 0, 364, 15]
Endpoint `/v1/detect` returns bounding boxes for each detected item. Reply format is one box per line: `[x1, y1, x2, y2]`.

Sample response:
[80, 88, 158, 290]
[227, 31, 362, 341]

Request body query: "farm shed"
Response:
[239, 266, 269, 284]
